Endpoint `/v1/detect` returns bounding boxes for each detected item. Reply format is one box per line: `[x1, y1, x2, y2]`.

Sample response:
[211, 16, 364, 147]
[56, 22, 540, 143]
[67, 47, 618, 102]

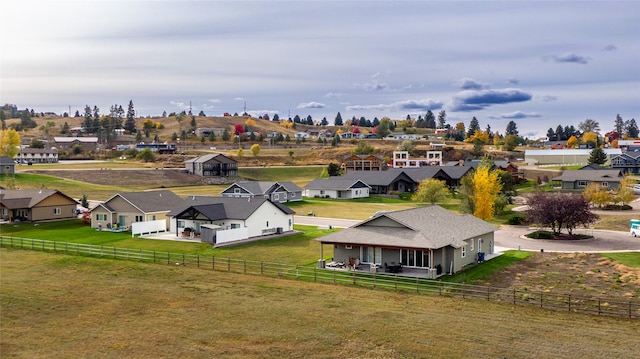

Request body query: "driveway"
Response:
[295, 216, 640, 253]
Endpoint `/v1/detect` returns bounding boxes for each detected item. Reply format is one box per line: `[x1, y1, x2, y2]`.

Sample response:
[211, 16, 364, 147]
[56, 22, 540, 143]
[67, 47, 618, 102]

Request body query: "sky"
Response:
[2, 0, 639, 139]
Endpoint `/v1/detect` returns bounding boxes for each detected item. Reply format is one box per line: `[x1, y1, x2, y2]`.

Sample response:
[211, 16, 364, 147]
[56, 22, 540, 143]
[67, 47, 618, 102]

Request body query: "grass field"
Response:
[1, 249, 638, 359]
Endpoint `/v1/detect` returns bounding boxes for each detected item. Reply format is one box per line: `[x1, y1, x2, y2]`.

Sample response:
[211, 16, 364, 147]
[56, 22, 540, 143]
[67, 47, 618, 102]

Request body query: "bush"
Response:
[526, 230, 554, 239]
[507, 214, 525, 225]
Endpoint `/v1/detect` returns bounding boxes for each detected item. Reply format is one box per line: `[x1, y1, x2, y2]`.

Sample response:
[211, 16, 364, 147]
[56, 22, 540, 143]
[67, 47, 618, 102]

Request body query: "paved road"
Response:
[295, 216, 640, 253]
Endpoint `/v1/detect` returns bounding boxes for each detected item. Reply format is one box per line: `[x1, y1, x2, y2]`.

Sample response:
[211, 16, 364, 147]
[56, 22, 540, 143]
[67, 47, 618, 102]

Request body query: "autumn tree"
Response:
[527, 192, 598, 236]
[136, 148, 156, 162]
[470, 161, 503, 220]
[250, 143, 260, 157]
[412, 179, 450, 204]
[0, 129, 21, 158]
[582, 131, 598, 148]
[583, 183, 611, 208]
[566, 135, 578, 148]
[503, 134, 518, 151]
[352, 141, 374, 155]
[613, 175, 635, 206]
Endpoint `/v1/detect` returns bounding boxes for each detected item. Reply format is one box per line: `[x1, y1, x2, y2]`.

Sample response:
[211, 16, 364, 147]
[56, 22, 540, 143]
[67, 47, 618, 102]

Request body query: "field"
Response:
[1, 249, 639, 359]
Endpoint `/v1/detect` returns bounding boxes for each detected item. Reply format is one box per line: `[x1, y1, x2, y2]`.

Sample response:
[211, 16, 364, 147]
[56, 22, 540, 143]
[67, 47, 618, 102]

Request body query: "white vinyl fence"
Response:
[131, 220, 167, 237]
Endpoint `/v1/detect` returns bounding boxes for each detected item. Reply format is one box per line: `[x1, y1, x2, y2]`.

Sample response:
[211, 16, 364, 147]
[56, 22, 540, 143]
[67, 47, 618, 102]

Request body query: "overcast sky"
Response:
[2, 0, 639, 138]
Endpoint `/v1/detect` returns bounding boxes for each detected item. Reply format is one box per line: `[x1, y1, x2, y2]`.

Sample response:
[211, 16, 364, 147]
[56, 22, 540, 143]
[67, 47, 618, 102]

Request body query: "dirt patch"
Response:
[479, 252, 640, 299]
[28, 169, 238, 187]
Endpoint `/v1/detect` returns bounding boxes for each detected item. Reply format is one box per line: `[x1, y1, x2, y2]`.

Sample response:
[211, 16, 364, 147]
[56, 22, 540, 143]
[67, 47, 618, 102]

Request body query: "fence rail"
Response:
[2, 236, 638, 319]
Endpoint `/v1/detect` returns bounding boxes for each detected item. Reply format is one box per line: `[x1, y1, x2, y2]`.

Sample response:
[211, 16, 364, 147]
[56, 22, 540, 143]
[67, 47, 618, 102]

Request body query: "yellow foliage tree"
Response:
[566, 135, 578, 148]
[0, 129, 21, 158]
[245, 118, 256, 128]
[470, 164, 502, 220]
[582, 131, 598, 147]
[336, 129, 343, 135]
[250, 144, 260, 157]
[614, 175, 636, 205]
[280, 121, 293, 129]
[412, 179, 450, 204]
[465, 130, 489, 144]
[583, 182, 611, 208]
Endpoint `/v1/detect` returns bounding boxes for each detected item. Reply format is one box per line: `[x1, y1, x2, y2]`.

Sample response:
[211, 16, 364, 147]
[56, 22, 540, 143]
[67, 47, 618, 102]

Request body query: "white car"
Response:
[633, 185, 640, 195]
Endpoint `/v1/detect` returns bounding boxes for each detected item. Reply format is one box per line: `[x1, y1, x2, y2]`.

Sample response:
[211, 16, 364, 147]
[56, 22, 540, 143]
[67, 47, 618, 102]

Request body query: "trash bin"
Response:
[318, 259, 326, 269]
[477, 252, 485, 263]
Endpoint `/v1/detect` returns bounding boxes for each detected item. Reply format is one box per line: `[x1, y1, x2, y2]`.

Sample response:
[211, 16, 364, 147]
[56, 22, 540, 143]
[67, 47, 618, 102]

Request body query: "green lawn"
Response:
[601, 252, 640, 268]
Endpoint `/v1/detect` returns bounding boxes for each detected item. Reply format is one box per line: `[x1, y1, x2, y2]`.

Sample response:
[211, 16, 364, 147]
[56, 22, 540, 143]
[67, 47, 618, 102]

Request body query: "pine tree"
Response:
[587, 147, 607, 165]
[334, 112, 343, 126]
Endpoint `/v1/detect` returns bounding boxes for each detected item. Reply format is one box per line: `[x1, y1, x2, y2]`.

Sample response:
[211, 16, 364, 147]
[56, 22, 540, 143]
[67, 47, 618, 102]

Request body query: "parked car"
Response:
[633, 185, 640, 195]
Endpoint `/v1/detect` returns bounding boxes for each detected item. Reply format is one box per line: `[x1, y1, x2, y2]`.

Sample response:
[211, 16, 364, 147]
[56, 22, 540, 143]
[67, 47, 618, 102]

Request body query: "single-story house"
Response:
[341, 169, 417, 194]
[315, 205, 497, 278]
[551, 169, 624, 190]
[0, 189, 78, 222]
[304, 178, 371, 199]
[184, 153, 238, 177]
[0, 156, 15, 174]
[220, 181, 303, 203]
[90, 190, 183, 230]
[167, 196, 295, 246]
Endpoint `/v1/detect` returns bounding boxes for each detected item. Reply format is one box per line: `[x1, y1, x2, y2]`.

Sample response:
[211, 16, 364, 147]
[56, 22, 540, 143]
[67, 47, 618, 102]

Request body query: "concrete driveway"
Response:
[295, 216, 640, 253]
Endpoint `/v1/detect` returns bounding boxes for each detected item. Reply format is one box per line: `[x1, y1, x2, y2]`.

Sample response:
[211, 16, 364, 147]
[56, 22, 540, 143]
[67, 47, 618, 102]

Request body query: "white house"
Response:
[304, 178, 370, 199]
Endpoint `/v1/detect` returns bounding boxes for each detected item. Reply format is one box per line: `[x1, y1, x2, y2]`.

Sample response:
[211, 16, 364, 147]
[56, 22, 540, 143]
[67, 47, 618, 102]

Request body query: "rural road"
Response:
[294, 215, 640, 253]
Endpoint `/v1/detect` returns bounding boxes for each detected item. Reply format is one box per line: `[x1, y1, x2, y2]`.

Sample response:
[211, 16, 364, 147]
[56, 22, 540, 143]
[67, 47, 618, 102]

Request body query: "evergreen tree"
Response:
[306, 115, 313, 125]
[587, 147, 607, 165]
[627, 118, 639, 138]
[190, 115, 197, 130]
[61, 122, 70, 134]
[615, 114, 624, 135]
[334, 112, 343, 126]
[359, 117, 367, 127]
[272, 114, 280, 122]
[198, 110, 206, 117]
[208, 131, 216, 142]
[124, 100, 136, 133]
[467, 116, 480, 138]
[83, 105, 93, 132]
[555, 125, 565, 141]
[425, 110, 436, 128]
[222, 129, 230, 141]
[437, 110, 446, 129]
[372, 117, 380, 127]
[505, 120, 518, 136]
[293, 115, 301, 123]
[321, 117, 328, 126]
[547, 128, 556, 141]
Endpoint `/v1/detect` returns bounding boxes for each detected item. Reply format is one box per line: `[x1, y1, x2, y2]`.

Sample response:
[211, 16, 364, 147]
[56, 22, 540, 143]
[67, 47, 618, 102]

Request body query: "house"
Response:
[53, 136, 99, 150]
[167, 196, 295, 246]
[0, 156, 15, 174]
[340, 166, 473, 194]
[90, 190, 182, 230]
[446, 159, 523, 183]
[16, 148, 59, 164]
[220, 181, 303, 203]
[341, 154, 385, 172]
[551, 169, 624, 190]
[304, 178, 370, 199]
[0, 189, 78, 222]
[611, 152, 640, 174]
[184, 153, 238, 177]
[392, 151, 443, 168]
[294, 132, 310, 139]
[315, 205, 497, 278]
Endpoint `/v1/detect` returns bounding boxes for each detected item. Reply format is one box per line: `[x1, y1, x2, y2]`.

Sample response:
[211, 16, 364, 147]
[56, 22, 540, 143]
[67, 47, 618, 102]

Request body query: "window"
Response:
[274, 193, 279, 201]
[234, 188, 241, 194]
[477, 238, 483, 251]
[230, 223, 240, 229]
[470, 239, 474, 251]
[362, 246, 381, 264]
[96, 214, 107, 221]
[177, 220, 185, 228]
[290, 193, 295, 198]
[53, 207, 61, 215]
[461, 245, 467, 258]
[135, 215, 143, 222]
[601, 182, 609, 187]
[400, 249, 430, 268]
[577, 180, 588, 187]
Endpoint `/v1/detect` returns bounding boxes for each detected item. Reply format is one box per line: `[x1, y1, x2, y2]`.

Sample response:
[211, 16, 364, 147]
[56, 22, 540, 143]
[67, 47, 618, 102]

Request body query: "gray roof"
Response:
[223, 181, 302, 195]
[316, 205, 497, 249]
[0, 189, 77, 209]
[0, 156, 15, 165]
[185, 153, 236, 164]
[341, 166, 472, 186]
[551, 169, 623, 182]
[168, 196, 294, 219]
[100, 190, 183, 213]
[342, 169, 413, 186]
[304, 178, 370, 190]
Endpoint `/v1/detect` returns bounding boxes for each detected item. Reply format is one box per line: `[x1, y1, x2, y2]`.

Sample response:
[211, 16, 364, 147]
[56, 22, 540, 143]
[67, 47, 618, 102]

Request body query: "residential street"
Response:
[294, 216, 640, 253]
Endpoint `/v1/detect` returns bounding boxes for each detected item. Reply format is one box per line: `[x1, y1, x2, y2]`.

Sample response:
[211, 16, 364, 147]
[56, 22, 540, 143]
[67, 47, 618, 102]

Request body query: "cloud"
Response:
[353, 72, 388, 91]
[297, 101, 326, 109]
[602, 44, 617, 51]
[324, 92, 342, 98]
[346, 98, 443, 112]
[208, 99, 221, 103]
[539, 95, 558, 102]
[506, 78, 520, 85]
[548, 53, 591, 64]
[169, 101, 189, 110]
[497, 111, 542, 119]
[247, 109, 279, 118]
[233, 97, 245, 101]
[449, 88, 532, 111]
[457, 77, 487, 90]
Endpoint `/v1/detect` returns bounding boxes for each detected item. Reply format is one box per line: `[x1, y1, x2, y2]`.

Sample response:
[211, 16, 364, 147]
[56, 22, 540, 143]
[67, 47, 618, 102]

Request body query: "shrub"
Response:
[507, 214, 525, 225]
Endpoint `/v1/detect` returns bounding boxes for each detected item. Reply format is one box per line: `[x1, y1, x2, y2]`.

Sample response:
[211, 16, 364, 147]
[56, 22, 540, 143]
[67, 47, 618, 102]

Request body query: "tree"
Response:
[578, 119, 600, 133]
[527, 192, 598, 236]
[588, 147, 607, 165]
[233, 123, 245, 136]
[424, 110, 436, 128]
[614, 175, 635, 206]
[436, 110, 446, 129]
[505, 121, 518, 136]
[352, 141, 374, 155]
[614, 114, 624, 135]
[321, 117, 328, 126]
[583, 183, 611, 208]
[327, 162, 342, 176]
[547, 128, 556, 141]
[124, 100, 136, 133]
[30, 138, 45, 148]
[397, 140, 416, 155]
[582, 131, 598, 148]
[412, 179, 450, 204]
[0, 129, 21, 158]
[467, 117, 480, 139]
[272, 114, 280, 122]
[136, 148, 156, 162]
[470, 161, 502, 220]
[237, 148, 244, 157]
[555, 125, 565, 141]
[566, 135, 578, 148]
[250, 144, 260, 157]
[626, 118, 639, 138]
[503, 134, 518, 151]
[376, 118, 391, 139]
[334, 112, 343, 126]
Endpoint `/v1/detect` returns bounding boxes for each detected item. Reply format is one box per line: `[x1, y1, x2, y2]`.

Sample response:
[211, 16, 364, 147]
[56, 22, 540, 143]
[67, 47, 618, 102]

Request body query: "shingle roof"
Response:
[168, 196, 294, 219]
[188, 153, 236, 164]
[100, 190, 182, 213]
[316, 205, 497, 249]
[341, 169, 412, 186]
[0, 189, 77, 209]
[551, 169, 623, 182]
[0, 156, 16, 165]
[222, 181, 303, 195]
[304, 178, 370, 190]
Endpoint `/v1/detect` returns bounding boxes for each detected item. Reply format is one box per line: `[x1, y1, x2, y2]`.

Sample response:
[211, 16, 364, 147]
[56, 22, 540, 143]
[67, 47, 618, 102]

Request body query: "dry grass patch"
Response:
[2, 249, 639, 359]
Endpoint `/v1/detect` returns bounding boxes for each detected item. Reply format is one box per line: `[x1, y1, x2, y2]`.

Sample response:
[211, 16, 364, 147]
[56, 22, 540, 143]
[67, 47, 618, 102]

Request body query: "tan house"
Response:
[341, 154, 385, 172]
[0, 189, 78, 222]
[90, 190, 182, 230]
